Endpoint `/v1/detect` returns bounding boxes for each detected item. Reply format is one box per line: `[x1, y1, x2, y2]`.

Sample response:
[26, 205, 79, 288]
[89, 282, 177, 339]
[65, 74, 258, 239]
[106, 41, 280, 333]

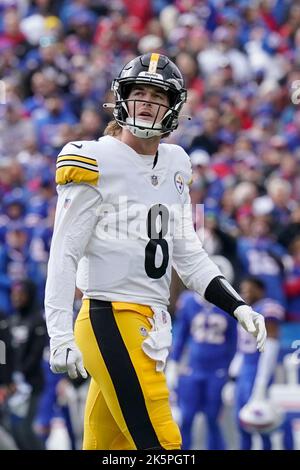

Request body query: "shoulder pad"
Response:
[55, 142, 99, 186]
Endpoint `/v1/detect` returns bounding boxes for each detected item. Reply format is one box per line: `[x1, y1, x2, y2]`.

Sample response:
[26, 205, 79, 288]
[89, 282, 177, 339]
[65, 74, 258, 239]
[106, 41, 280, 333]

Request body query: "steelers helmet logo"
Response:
[174, 172, 184, 194]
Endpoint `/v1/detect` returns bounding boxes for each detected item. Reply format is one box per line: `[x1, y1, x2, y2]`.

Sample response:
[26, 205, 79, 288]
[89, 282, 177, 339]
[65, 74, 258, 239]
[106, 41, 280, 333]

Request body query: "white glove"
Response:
[234, 305, 267, 352]
[50, 340, 87, 380]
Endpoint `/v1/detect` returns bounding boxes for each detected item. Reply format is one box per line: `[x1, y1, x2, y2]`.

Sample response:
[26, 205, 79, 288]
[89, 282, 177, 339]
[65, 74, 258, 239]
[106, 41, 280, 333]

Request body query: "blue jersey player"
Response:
[233, 277, 284, 450]
[167, 290, 237, 449]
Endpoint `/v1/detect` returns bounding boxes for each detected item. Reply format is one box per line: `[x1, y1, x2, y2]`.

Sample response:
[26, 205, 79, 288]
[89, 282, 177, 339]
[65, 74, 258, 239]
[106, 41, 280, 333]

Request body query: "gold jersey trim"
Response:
[56, 164, 99, 186]
[57, 154, 98, 167]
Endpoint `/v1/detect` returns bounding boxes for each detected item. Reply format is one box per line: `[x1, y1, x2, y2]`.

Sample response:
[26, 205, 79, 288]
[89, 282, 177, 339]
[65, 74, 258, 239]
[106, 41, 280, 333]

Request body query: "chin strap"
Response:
[125, 117, 163, 139]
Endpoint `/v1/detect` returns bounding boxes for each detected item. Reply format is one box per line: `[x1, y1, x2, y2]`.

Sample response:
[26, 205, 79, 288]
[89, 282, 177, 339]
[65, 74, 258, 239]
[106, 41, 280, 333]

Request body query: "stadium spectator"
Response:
[228, 277, 284, 450]
[166, 279, 237, 449]
[9, 279, 47, 450]
[284, 236, 300, 322]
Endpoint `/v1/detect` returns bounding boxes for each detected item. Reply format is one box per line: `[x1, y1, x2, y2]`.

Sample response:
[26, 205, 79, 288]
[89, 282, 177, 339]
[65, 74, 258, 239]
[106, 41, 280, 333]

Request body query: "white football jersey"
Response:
[45, 136, 221, 331]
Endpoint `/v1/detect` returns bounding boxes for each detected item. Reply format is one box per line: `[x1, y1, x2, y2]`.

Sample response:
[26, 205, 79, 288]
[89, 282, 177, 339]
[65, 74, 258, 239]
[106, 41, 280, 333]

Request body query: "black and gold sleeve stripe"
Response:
[56, 154, 99, 186]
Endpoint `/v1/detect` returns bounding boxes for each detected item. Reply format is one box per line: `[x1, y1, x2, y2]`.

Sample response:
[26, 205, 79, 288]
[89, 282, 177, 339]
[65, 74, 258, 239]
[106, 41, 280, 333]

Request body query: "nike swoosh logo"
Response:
[71, 143, 83, 149]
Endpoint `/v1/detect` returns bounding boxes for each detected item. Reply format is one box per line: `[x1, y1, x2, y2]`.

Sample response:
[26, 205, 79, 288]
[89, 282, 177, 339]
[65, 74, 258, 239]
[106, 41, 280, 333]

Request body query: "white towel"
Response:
[142, 308, 172, 372]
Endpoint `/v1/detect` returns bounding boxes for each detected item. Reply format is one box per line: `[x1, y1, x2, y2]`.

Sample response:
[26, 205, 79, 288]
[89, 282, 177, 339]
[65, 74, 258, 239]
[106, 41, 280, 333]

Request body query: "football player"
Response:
[45, 53, 266, 450]
[231, 277, 284, 450]
[166, 288, 237, 449]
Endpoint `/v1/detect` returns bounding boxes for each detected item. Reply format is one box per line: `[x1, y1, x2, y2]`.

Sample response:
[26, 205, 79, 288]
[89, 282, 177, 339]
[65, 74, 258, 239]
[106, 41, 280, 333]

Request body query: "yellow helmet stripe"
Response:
[148, 53, 160, 74]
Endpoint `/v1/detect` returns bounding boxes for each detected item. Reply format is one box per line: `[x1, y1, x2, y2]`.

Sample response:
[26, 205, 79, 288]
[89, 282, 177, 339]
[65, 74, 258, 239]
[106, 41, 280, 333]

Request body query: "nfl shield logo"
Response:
[151, 175, 158, 186]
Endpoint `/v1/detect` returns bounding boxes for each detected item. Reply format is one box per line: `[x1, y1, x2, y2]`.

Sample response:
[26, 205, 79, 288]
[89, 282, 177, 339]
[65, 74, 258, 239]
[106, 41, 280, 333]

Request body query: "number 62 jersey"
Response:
[46, 136, 221, 313]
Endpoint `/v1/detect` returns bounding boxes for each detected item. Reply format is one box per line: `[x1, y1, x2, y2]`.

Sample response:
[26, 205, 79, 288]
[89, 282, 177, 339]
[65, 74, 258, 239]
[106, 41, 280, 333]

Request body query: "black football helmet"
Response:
[111, 53, 187, 138]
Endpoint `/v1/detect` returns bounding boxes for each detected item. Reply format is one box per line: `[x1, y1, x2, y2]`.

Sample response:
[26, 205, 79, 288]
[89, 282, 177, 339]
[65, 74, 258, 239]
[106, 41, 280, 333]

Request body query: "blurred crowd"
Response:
[1, 0, 300, 449]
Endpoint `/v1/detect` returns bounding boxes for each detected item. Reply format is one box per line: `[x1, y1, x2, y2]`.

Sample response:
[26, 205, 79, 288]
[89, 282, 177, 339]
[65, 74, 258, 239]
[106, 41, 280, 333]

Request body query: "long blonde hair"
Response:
[103, 120, 122, 137]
